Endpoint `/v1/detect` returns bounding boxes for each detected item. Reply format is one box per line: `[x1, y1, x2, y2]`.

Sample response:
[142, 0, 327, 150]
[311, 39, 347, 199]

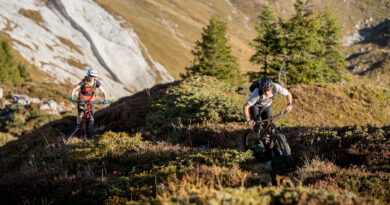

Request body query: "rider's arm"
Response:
[286, 92, 293, 112]
[71, 85, 81, 98]
[98, 85, 108, 101]
[243, 103, 254, 126]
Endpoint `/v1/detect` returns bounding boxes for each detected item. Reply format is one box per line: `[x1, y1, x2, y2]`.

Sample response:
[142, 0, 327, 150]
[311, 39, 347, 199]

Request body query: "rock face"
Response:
[0, 0, 174, 100]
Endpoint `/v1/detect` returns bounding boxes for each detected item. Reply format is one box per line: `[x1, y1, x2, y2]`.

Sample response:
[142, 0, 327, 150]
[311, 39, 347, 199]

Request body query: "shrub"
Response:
[146, 76, 244, 130]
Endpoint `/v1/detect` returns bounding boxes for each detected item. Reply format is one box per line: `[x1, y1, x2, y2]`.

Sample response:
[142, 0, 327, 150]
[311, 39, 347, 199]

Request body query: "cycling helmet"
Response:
[87, 67, 98, 77]
[258, 76, 273, 90]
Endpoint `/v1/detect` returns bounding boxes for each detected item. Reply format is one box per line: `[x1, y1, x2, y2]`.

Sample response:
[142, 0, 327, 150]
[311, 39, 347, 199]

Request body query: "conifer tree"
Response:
[0, 40, 24, 84]
[248, 0, 346, 85]
[249, 4, 281, 82]
[281, 0, 325, 84]
[319, 7, 347, 82]
[183, 16, 242, 85]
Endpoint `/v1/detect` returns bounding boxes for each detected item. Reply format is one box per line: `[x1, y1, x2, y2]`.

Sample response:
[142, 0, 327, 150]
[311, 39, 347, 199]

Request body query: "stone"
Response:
[48, 100, 57, 110]
[40, 104, 50, 110]
[29, 98, 41, 104]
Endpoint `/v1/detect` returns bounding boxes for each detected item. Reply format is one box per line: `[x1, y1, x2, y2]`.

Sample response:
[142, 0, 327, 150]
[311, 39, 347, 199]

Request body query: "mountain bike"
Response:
[242, 110, 294, 170]
[71, 100, 106, 140]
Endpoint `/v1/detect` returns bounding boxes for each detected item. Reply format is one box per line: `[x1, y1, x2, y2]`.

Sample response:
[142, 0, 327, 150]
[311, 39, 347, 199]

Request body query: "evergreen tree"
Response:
[248, 0, 347, 84]
[249, 4, 281, 82]
[319, 7, 347, 82]
[0, 40, 24, 84]
[183, 16, 242, 85]
[281, 0, 325, 84]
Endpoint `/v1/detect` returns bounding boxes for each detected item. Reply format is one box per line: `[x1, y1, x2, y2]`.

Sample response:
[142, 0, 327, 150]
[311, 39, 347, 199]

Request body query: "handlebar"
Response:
[73, 100, 106, 105]
[256, 110, 287, 124]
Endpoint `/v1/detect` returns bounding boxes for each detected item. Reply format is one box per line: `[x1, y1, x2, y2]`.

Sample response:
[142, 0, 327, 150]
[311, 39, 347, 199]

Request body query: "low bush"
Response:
[146, 76, 244, 130]
[147, 186, 376, 205]
[0, 104, 61, 135]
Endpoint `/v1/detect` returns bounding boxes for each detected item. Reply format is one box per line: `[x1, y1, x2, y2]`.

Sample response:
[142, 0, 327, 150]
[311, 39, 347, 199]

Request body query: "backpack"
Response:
[249, 80, 259, 92]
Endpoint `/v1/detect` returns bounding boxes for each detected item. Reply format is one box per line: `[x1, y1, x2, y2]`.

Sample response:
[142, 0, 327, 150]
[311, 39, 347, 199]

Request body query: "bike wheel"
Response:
[83, 118, 88, 141]
[242, 130, 257, 151]
[88, 118, 94, 139]
[276, 133, 291, 156]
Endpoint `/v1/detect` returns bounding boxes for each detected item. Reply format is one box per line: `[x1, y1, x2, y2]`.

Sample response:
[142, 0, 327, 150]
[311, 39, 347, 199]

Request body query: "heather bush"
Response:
[146, 76, 244, 130]
[149, 186, 376, 205]
[0, 104, 61, 135]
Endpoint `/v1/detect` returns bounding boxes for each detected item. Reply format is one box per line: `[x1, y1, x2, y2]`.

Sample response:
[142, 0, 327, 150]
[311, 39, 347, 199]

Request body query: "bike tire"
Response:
[88, 118, 94, 139]
[242, 130, 257, 151]
[82, 117, 88, 141]
[276, 133, 291, 156]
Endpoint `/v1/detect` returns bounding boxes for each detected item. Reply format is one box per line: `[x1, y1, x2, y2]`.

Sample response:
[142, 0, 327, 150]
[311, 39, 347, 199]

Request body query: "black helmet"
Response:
[258, 77, 273, 90]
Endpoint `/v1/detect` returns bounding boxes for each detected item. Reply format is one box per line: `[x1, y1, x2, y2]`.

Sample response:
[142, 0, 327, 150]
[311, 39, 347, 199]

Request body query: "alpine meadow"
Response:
[0, 0, 389, 204]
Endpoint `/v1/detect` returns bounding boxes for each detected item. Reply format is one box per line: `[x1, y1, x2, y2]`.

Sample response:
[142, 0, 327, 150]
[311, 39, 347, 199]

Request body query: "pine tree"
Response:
[319, 7, 347, 82]
[281, 0, 326, 84]
[0, 40, 23, 84]
[183, 16, 242, 85]
[249, 4, 281, 82]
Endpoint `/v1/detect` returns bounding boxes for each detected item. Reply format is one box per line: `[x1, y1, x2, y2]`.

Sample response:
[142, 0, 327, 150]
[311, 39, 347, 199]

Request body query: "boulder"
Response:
[39, 104, 51, 110]
[11, 94, 42, 104]
[48, 100, 57, 110]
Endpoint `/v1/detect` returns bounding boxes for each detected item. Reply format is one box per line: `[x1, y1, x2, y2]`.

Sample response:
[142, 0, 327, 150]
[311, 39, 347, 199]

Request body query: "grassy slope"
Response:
[95, 0, 257, 79]
[0, 77, 388, 204]
[96, 0, 390, 87]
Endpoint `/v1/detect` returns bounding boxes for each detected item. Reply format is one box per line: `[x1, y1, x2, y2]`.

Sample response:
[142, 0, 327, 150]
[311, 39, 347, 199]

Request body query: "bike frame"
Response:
[243, 110, 287, 152]
[76, 100, 104, 140]
[255, 110, 286, 139]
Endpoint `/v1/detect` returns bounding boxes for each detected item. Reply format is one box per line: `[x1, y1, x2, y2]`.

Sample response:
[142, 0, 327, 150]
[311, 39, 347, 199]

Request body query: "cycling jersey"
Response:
[246, 83, 288, 107]
[78, 78, 101, 102]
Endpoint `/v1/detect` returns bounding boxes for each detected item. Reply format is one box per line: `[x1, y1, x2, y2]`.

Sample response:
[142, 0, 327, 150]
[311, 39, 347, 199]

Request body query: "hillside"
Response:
[0, 0, 390, 204]
[1, 0, 390, 93]
[95, 0, 390, 85]
[0, 76, 389, 204]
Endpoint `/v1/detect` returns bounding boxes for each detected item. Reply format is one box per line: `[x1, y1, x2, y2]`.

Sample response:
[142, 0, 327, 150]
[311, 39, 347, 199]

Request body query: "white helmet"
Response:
[87, 67, 98, 77]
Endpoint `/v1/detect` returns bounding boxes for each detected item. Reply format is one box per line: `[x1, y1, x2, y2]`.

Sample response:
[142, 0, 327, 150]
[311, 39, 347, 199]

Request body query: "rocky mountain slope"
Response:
[0, 0, 173, 100]
[1, 0, 389, 100]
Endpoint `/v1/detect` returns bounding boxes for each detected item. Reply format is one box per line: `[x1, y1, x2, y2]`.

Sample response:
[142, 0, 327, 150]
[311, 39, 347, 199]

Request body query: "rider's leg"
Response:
[90, 103, 95, 121]
[260, 106, 272, 121]
[249, 105, 261, 133]
[77, 101, 85, 130]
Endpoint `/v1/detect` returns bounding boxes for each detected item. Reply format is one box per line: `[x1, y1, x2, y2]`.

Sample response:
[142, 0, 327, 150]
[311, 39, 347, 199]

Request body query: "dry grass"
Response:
[18, 8, 43, 25]
[56, 36, 84, 56]
[94, 0, 257, 79]
[0, 132, 16, 147]
[66, 58, 88, 70]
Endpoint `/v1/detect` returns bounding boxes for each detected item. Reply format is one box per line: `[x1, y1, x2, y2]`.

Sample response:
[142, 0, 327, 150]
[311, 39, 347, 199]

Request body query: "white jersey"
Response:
[246, 83, 288, 107]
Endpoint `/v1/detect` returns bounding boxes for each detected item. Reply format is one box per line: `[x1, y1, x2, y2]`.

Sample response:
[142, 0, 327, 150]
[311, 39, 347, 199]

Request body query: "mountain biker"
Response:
[243, 76, 292, 133]
[70, 67, 108, 131]
[243, 77, 294, 171]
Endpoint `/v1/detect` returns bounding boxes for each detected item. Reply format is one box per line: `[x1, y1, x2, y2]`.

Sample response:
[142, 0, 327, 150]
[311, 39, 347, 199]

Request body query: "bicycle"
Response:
[70, 100, 106, 140]
[242, 110, 294, 170]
